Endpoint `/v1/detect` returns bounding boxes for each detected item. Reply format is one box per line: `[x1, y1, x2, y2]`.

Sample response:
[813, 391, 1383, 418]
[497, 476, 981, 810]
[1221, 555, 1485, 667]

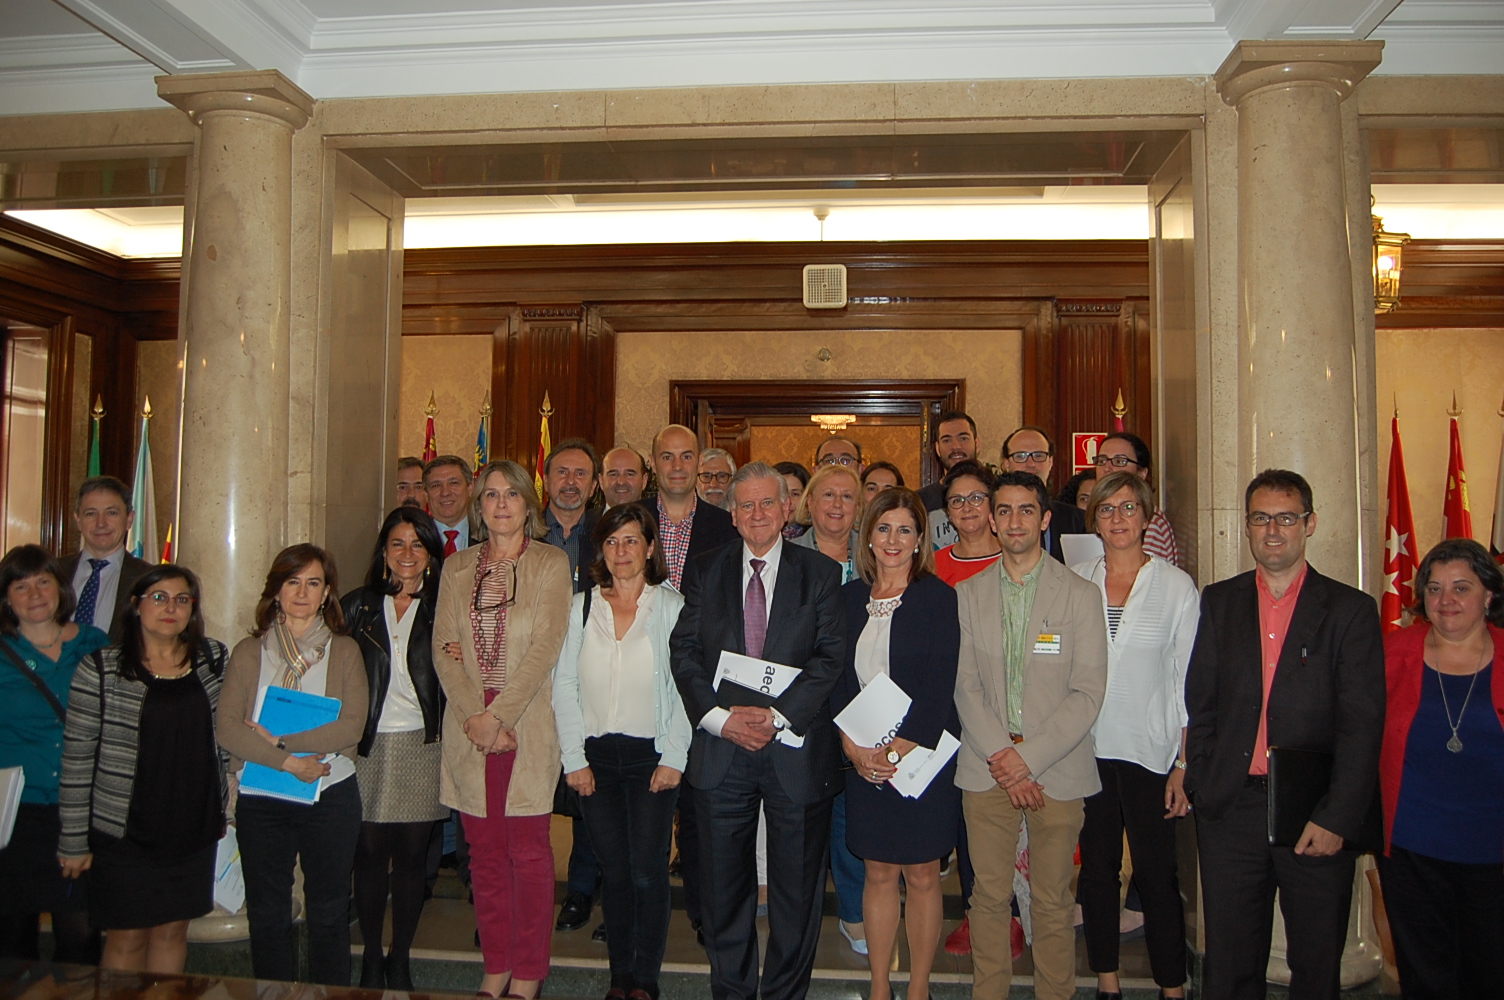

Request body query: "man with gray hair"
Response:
[697, 447, 737, 510]
[671, 461, 846, 1000]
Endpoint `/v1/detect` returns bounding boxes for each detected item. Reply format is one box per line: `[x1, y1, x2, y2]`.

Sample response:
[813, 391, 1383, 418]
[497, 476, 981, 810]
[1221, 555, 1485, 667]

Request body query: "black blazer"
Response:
[670, 539, 846, 806]
[60, 550, 151, 643]
[831, 573, 961, 750]
[342, 586, 445, 755]
[634, 497, 740, 580]
[1184, 565, 1385, 840]
[1045, 500, 1087, 564]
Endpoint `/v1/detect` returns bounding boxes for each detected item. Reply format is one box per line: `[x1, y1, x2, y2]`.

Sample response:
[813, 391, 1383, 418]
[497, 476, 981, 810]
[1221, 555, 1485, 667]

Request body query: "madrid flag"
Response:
[1442, 414, 1473, 541]
[1381, 417, 1417, 632]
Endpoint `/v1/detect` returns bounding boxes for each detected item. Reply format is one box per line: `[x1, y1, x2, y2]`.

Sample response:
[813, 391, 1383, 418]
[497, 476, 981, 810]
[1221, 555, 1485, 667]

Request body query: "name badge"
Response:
[1033, 633, 1062, 655]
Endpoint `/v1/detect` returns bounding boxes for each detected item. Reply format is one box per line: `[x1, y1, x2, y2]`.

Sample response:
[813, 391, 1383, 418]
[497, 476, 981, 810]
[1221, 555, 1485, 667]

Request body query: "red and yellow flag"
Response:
[1443, 410, 1473, 541]
[1381, 416, 1416, 632]
[422, 390, 438, 464]
[534, 391, 553, 501]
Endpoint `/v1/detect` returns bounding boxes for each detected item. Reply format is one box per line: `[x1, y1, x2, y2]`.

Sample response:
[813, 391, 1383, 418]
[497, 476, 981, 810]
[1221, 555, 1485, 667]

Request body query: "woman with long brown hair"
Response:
[217, 544, 368, 985]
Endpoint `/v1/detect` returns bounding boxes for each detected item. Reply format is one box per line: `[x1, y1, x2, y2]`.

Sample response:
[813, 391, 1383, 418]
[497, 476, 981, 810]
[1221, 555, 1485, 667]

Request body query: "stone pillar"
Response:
[158, 71, 314, 640]
[1215, 41, 1381, 587]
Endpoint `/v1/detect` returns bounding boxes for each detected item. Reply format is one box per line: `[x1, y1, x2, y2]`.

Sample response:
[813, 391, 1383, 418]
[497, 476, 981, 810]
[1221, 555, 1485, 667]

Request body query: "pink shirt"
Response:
[1251, 562, 1308, 775]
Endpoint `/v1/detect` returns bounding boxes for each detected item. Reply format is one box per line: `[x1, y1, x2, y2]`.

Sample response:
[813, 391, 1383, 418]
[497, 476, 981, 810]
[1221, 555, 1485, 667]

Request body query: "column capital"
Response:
[157, 69, 314, 131]
[1215, 40, 1382, 108]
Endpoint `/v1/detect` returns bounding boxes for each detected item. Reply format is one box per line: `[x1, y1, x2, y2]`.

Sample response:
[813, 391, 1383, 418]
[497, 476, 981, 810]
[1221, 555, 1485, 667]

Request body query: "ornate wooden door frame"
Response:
[668, 379, 963, 485]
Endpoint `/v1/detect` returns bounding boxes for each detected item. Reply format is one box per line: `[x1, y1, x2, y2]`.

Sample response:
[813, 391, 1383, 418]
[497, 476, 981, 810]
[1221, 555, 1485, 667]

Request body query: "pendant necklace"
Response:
[1436, 667, 1480, 754]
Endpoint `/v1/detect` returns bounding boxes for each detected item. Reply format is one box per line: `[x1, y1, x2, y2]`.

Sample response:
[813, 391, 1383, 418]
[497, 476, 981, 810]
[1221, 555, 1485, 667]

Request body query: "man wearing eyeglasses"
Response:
[813, 435, 863, 473]
[1093, 432, 1181, 567]
[697, 448, 738, 510]
[1184, 469, 1384, 1000]
[999, 426, 1087, 564]
[670, 462, 845, 1000]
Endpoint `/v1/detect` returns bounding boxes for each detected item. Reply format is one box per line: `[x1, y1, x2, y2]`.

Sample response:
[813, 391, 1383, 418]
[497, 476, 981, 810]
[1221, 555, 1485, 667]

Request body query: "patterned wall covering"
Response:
[750, 424, 922, 487]
[615, 328, 1023, 458]
[400, 335, 492, 463]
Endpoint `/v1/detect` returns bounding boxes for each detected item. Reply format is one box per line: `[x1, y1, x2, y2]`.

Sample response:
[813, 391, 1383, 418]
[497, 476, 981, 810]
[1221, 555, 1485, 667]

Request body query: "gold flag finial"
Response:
[1447, 391, 1462, 418]
[1393, 393, 1398, 419]
[1111, 388, 1126, 419]
[142, 396, 153, 419]
[480, 390, 493, 419]
[92, 395, 105, 420]
[541, 391, 554, 418]
[1497, 392, 1504, 419]
[424, 390, 438, 417]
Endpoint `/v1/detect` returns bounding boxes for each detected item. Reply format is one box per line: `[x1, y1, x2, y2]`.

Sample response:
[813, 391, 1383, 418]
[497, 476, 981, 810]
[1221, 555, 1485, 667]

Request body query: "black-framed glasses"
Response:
[473, 562, 519, 613]
[1096, 501, 1141, 520]
[1006, 450, 1051, 464]
[697, 471, 732, 484]
[1246, 511, 1311, 528]
[947, 491, 990, 510]
[1093, 454, 1141, 469]
[817, 454, 859, 467]
[143, 592, 195, 608]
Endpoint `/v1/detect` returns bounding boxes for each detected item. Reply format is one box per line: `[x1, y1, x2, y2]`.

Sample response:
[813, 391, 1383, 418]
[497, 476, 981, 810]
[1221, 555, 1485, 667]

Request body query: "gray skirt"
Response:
[355, 729, 447, 823]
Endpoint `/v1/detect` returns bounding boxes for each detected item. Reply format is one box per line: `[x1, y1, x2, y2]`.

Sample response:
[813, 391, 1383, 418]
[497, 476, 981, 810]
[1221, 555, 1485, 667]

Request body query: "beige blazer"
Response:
[954, 552, 1108, 801]
[433, 539, 572, 818]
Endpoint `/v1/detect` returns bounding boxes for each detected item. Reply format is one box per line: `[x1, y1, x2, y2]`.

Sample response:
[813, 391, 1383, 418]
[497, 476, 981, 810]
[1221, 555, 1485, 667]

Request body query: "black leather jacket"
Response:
[342, 585, 444, 755]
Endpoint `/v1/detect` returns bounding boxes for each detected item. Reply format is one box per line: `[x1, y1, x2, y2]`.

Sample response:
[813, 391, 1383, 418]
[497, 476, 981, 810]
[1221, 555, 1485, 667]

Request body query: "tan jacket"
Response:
[433, 540, 572, 817]
[954, 552, 1108, 801]
[216, 634, 369, 774]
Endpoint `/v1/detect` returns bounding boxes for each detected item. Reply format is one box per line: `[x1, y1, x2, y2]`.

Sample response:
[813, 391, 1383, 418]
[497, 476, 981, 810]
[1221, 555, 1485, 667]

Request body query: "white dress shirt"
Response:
[378, 595, 425, 733]
[71, 547, 125, 632]
[578, 585, 658, 740]
[700, 537, 786, 739]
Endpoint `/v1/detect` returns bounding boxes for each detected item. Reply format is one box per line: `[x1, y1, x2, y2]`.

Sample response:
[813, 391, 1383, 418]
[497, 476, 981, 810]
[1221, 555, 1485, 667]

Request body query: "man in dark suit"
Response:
[1184, 469, 1385, 1000]
[670, 462, 845, 1000]
[999, 426, 1087, 563]
[61, 475, 150, 642]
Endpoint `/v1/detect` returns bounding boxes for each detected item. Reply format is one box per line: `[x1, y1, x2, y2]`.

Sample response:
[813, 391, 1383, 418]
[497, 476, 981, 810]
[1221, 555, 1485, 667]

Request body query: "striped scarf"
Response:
[268, 618, 331, 690]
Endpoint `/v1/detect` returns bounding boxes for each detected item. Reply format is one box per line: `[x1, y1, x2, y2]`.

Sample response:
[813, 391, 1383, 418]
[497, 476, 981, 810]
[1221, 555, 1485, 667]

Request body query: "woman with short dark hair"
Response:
[554, 503, 691, 1000]
[1378, 537, 1504, 998]
[343, 508, 449, 989]
[58, 565, 229, 973]
[0, 544, 107, 963]
[217, 544, 368, 985]
[861, 461, 905, 501]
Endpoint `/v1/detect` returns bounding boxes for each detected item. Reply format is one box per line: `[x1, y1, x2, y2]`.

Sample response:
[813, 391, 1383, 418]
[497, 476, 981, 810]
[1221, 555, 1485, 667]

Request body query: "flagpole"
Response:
[87, 395, 104, 477]
[1443, 391, 1474, 541]
[1492, 392, 1504, 564]
[535, 391, 553, 501]
[1111, 388, 1126, 433]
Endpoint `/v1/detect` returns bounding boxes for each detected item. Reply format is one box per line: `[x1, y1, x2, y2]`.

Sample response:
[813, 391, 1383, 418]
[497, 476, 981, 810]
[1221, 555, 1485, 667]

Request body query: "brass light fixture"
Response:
[1372, 196, 1410, 315]
[810, 414, 856, 433]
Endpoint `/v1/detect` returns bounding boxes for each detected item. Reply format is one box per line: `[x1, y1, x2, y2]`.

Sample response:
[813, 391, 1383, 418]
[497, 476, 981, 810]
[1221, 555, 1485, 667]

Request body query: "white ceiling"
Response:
[1, 0, 1501, 116]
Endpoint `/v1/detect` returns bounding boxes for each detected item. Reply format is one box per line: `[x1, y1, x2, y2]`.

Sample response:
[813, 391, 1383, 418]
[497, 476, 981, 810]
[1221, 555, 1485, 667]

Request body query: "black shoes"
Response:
[556, 891, 594, 932]
[592, 922, 608, 942]
[360, 951, 385, 989]
[1096, 993, 1123, 1000]
[385, 955, 415, 991]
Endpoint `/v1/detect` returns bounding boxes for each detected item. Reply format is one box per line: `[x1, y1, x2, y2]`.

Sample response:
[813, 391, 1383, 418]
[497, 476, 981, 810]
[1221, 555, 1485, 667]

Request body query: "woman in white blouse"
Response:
[554, 503, 692, 1000]
[1069, 471, 1198, 1000]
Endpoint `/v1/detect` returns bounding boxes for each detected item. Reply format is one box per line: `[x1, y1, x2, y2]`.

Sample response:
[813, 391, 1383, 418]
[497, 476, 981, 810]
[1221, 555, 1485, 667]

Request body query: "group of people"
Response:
[0, 409, 1499, 1000]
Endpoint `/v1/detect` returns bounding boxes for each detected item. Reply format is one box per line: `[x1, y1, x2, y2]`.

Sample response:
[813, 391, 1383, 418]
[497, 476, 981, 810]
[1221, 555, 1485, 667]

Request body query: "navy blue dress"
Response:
[831, 573, 962, 865]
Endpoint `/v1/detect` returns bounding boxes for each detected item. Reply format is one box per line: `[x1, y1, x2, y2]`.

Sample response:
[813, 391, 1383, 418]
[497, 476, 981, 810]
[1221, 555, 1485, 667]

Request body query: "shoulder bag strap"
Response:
[0, 639, 68, 724]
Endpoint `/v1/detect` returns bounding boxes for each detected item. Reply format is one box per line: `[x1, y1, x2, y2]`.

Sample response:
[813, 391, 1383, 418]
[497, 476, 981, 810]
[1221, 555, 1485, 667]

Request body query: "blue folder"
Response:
[239, 686, 341, 805]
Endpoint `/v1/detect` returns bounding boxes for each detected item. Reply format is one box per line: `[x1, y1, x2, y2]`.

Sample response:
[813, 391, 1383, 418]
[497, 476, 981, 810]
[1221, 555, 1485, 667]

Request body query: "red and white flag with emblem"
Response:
[1382, 416, 1417, 632]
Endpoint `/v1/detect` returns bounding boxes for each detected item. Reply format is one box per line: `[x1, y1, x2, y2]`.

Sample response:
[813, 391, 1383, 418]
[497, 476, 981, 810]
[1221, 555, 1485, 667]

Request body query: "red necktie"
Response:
[744, 558, 767, 659]
[444, 530, 459, 556]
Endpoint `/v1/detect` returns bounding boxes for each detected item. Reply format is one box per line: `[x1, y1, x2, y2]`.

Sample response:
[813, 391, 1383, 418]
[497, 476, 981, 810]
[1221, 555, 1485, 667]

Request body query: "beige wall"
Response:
[615, 329, 1023, 461]
[136, 339, 183, 553]
[399, 335, 492, 466]
[750, 424, 922, 485]
[1376, 327, 1504, 555]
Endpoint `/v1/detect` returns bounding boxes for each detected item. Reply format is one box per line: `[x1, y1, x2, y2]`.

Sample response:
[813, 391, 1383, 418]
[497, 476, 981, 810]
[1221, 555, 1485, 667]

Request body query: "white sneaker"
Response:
[839, 920, 868, 956]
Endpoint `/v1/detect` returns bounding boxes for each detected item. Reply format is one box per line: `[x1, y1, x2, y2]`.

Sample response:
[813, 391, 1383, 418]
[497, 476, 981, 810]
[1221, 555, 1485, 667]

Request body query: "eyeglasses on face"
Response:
[1246, 511, 1310, 527]
[697, 471, 732, 484]
[947, 491, 990, 510]
[143, 592, 195, 608]
[1093, 454, 1141, 469]
[473, 562, 520, 613]
[817, 454, 858, 467]
[1096, 501, 1141, 520]
[1006, 450, 1051, 464]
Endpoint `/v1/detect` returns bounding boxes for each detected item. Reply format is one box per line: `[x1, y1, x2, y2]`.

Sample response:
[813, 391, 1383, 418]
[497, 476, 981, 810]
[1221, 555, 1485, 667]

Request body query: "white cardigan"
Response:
[1070, 555, 1200, 773]
[552, 583, 693, 773]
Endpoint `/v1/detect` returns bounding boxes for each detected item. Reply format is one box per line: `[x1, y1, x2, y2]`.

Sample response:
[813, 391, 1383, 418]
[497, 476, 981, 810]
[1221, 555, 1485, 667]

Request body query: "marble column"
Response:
[1215, 41, 1381, 587]
[158, 71, 314, 640]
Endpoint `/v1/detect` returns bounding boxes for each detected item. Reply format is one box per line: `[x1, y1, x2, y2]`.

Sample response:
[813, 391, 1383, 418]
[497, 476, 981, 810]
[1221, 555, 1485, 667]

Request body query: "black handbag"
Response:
[552, 588, 591, 820]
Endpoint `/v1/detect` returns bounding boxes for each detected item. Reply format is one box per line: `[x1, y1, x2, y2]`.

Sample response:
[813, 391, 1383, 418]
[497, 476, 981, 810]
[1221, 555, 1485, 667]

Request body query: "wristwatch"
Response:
[885, 747, 902, 765]
[276, 738, 287, 751]
[1173, 758, 1187, 770]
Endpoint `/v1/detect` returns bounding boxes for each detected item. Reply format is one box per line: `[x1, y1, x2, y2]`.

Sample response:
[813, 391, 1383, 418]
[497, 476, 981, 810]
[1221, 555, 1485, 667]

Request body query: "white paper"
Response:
[833, 672, 912, 749]
[889, 731, 961, 799]
[0, 766, 23, 849]
[714, 651, 806, 747]
[212, 826, 246, 913]
[1061, 533, 1105, 571]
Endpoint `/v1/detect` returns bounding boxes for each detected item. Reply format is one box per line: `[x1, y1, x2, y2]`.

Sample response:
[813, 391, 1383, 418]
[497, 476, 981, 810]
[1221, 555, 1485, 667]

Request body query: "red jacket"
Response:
[1380, 622, 1504, 854]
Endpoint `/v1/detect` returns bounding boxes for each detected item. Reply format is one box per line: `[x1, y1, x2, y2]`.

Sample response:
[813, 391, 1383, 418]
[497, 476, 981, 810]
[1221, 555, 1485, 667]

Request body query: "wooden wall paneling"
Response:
[40, 316, 77, 553]
[89, 323, 138, 482]
[708, 417, 752, 467]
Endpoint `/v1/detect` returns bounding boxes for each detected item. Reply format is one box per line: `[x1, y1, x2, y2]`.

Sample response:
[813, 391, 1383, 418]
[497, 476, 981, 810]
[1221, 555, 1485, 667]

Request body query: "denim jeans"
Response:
[581, 734, 679, 989]
[828, 791, 865, 924]
[236, 775, 363, 985]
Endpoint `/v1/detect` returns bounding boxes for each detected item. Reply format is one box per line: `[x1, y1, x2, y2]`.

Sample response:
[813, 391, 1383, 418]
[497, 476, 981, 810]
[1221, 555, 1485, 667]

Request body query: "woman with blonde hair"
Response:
[434, 459, 573, 1000]
[791, 462, 864, 585]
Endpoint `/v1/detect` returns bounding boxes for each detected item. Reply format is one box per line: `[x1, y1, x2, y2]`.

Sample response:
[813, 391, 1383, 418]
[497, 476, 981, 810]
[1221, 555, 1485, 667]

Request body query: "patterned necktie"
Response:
[74, 558, 109, 629]
[444, 530, 459, 557]
[744, 558, 767, 659]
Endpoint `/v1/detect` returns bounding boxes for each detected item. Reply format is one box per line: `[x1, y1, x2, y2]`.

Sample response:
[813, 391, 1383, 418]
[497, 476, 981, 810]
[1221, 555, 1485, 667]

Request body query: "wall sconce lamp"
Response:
[1372, 198, 1410, 315]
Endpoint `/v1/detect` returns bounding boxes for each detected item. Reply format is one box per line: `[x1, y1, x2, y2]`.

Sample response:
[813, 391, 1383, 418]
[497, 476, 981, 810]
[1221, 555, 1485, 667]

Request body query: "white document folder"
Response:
[713, 651, 806, 747]
[0, 766, 23, 849]
[835, 674, 958, 799]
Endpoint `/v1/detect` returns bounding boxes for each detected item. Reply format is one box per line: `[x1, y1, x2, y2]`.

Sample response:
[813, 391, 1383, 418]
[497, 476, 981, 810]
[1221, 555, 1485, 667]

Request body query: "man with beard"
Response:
[396, 456, 426, 509]
[918, 410, 981, 552]
[602, 446, 649, 508]
[697, 448, 737, 510]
